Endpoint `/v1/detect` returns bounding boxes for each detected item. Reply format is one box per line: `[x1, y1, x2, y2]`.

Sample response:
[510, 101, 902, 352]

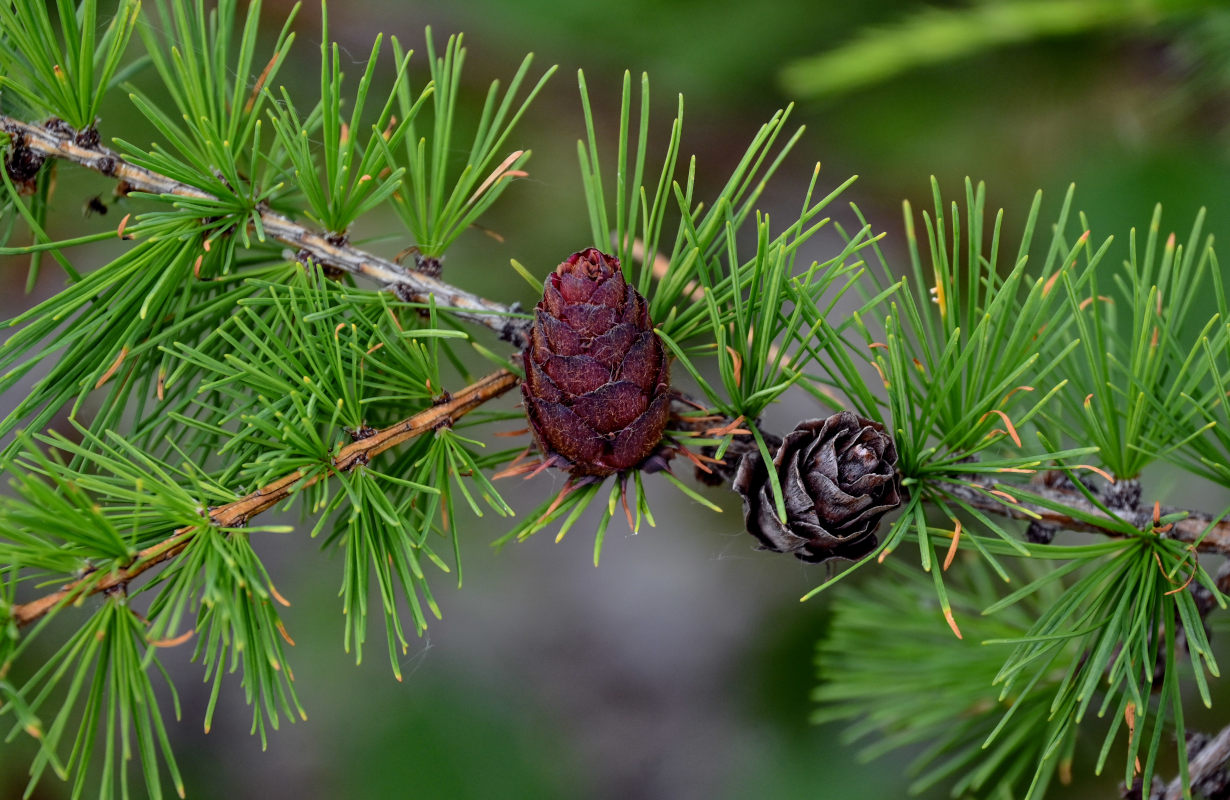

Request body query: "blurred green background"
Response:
[4, 1, 1230, 798]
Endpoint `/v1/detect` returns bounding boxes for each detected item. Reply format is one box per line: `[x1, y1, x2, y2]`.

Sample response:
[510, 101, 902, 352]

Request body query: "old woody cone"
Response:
[734, 412, 903, 563]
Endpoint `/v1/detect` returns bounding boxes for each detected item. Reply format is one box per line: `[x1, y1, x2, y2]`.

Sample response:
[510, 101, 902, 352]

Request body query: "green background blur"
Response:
[4, 1, 1230, 798]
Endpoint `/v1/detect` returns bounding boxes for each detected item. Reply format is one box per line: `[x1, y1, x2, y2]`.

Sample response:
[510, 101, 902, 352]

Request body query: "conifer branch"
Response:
[935, 476, 1230, 553]
[8, 368, 519, 628]
[702, 431, 1230, 554]
[0, 114, 531, 346]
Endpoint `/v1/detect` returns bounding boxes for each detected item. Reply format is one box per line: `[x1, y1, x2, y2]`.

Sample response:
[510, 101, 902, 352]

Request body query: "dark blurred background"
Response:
[5, 1, 1230, 798]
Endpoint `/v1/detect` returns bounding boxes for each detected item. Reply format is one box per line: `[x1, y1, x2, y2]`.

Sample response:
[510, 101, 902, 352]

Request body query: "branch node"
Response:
[1025, 520, 1056, 544]
[413, 253, 443, 278]
[500, 303, 528, 345]
[101, 582, 128, 599]
[43, 117, 74, 139]
[1102, 478, 1142, 511]
[3, 134, 44, 187]
[347, 424, 377, 441]
[74, 125, 100, 149]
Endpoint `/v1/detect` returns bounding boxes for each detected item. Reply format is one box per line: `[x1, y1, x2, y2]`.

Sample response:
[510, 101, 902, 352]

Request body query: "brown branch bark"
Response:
[0, 115, 531, 347]
[12, 376, 1229, 631]
[9, 368, 520, 628]
[1164, 724, 1230, 800]
[935, 476, 1230, 554]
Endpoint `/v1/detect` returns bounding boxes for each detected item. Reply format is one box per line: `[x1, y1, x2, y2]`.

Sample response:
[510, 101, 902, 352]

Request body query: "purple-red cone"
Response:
[521, 248, 671, 476]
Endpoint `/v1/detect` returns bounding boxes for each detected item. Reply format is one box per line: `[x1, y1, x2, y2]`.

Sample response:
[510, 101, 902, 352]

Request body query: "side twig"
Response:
[698, 429, 1230, 555]
[937, 476, 1230, 554]
[0, 115, 531, 346]
[9, 369, 520, 628]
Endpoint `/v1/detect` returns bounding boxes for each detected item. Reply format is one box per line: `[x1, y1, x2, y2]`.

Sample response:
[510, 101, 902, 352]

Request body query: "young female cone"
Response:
[521, 248, 671, 477]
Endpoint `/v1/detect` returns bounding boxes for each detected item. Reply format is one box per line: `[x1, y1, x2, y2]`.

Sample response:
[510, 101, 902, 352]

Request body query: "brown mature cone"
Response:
[733, 412, 903, 563]
[521, 248, 671, 477]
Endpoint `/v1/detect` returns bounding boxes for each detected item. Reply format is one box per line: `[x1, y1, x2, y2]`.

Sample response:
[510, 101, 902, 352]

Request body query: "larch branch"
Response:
[698, 428, 1230, 555]
[0, 115, 531, 347]
[934, 476, 1230, 554]
[8, 369, 520, 628]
